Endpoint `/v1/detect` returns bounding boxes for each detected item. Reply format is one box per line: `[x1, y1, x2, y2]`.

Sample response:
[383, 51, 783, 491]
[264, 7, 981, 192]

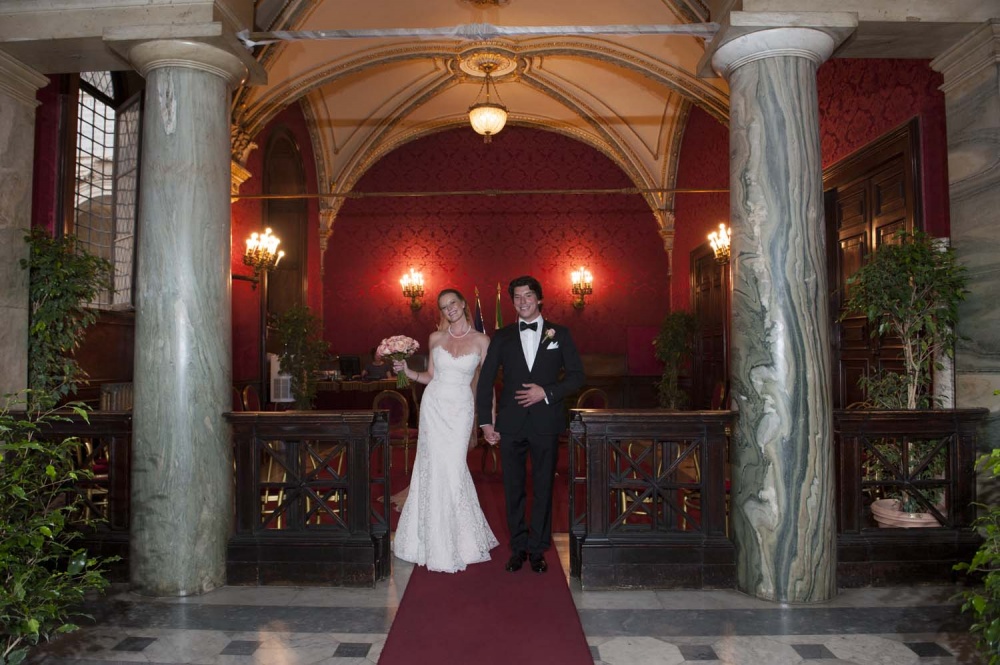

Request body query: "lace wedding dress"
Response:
[392, 346, 498, 573]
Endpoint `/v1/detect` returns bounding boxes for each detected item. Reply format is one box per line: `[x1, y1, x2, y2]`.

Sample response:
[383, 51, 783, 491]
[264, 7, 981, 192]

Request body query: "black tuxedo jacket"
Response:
[476, 321, 586, 436]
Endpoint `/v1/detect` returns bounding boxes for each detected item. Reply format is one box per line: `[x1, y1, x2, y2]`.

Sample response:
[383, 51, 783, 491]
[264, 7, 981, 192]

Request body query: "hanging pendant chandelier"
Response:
[468, 61, 508, 143]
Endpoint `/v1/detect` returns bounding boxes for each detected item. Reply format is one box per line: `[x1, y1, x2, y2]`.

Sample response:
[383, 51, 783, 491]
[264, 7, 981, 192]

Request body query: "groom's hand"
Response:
[515, 383, 546, 407]
[481, 424, 500, 446]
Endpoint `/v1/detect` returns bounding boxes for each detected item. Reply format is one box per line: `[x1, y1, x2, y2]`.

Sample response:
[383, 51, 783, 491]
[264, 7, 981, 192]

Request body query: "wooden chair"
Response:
[373, 390, 418, 473]
[242, 384, 262, 411]
[576, 387, 609, 409]
[232, 386, 245, 411]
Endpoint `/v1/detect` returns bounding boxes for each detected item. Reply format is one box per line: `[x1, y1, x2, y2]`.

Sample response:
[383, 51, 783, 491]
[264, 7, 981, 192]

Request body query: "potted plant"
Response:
[653, 310, 697, 410]
[270, 305, 331, 410]
[19, 229, 112, 411]
[842, 230, 969, 527]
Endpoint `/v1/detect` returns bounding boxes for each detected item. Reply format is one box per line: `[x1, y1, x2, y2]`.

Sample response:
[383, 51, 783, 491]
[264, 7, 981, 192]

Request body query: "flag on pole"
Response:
[473, 287, 485, 333]
[495, 282, 504, 331]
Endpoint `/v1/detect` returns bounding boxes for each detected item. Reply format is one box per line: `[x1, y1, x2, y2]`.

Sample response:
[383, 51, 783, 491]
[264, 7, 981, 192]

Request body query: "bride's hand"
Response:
[392, 360, 408, 373]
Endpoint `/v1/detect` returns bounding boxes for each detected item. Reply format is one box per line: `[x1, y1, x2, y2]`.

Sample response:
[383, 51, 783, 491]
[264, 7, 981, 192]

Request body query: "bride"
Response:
[391, 288, 498, 573]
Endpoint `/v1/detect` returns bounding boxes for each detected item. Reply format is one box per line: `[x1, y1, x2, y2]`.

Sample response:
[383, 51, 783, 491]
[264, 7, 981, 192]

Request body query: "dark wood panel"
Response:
[824, 119, 920, 409]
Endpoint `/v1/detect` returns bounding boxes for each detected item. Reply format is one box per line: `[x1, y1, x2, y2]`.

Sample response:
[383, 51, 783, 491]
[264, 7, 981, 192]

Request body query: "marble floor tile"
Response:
[24, 537, 985, 665]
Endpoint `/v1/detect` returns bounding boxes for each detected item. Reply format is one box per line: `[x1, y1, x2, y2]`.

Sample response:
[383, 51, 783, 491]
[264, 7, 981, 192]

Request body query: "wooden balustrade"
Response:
[43, 404, 985, 589]
[568, 410, 736, 589]
[834, 408, 987, 586]
[226, 410, 390, 586]
[36, 411, 133, 581]
[569, 407, 988, 590]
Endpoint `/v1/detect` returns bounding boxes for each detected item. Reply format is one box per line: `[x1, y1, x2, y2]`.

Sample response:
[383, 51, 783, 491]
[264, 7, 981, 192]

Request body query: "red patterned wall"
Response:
[232, 102, 322, 383]
[817, 58, 949, 236]
[671, 106, 730, 313]
[323, 127, 669, 356]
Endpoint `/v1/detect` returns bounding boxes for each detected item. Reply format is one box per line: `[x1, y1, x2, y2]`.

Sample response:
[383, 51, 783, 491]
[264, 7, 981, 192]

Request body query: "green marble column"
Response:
[932, 21, 1000, 449]
[711, 26, 843, 603]
[128, 41, 246, 596]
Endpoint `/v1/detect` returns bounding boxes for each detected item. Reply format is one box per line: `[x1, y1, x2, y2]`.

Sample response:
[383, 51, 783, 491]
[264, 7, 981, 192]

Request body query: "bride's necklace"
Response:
[448, 322, 471, 339]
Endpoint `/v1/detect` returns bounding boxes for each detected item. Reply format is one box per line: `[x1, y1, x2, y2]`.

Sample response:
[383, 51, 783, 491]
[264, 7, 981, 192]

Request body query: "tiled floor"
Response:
[26, 536, 984, 665]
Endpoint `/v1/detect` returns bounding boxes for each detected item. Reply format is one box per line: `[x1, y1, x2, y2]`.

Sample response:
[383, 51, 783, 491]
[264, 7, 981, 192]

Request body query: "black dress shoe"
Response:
[505, 551, 528, 572]
[529, 556, 547, 573]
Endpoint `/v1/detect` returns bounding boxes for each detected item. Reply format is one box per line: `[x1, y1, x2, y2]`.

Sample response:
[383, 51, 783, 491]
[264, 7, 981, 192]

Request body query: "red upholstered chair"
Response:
[373, 390, 418, 473]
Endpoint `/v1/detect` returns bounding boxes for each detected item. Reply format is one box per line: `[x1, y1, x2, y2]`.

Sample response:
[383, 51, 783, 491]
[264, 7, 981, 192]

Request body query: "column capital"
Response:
[931, 19, 1000, 94]
[701, 12, 857, 79]
[128, 40, 248, 87]
[0, 50, 49, 109]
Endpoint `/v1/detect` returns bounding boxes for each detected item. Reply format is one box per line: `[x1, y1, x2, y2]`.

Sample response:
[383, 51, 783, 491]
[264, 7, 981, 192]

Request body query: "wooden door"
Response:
[825, 120, 920, 408]
[690, 244, 727, 409]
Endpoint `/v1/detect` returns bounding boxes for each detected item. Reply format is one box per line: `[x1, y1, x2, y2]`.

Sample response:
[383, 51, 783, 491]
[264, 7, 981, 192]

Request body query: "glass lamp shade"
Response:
[468, 102, 508, 138]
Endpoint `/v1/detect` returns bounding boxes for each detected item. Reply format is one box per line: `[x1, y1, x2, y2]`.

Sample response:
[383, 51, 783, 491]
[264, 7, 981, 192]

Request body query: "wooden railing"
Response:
[568, 410, 735, 589]
[48, 405, 986, 589]
[36, 411, 133, 580]
[227, 411, 390, 586]
[834, 407, 987, 586]
[569, 407, 988, 589]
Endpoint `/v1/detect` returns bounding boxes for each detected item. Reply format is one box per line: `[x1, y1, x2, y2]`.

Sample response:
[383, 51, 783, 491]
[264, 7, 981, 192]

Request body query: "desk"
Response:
[317, 379, 397, 393]
[316, 380, 422, 425]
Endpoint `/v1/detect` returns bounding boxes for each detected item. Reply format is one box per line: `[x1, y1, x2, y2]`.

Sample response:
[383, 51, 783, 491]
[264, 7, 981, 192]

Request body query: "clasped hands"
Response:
[481, 383, 546, 447]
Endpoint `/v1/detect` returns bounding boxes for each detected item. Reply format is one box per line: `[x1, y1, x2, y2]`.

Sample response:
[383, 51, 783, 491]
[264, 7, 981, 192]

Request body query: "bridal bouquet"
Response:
[377, 335, 421, 388]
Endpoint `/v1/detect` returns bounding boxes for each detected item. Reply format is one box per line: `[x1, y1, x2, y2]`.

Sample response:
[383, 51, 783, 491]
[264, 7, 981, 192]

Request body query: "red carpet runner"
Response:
[378, 453, 592, 665]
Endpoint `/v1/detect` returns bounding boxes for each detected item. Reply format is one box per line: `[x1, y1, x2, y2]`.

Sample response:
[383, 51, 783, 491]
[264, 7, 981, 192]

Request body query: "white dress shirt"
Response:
[519, 316, 543, 370]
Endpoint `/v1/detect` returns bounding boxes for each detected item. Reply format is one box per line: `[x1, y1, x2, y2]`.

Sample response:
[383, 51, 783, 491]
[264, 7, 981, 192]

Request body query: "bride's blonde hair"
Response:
[437, 288, 472, 331]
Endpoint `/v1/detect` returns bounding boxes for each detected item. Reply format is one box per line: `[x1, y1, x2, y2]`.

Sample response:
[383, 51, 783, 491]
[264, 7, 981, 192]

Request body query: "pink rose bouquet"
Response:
[377, 335, 421, 388]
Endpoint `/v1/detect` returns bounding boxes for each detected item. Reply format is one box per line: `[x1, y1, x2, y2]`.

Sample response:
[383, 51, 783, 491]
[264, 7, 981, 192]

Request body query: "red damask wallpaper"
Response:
[324, 127, 669, 357]
[817, 58, 949, 236]
[671, 106, 730, 313]
[232, 102, 322, 382]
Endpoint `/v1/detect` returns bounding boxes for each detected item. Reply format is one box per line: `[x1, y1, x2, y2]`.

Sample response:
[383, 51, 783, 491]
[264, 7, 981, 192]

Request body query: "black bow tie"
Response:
[519, 321, 538, 332]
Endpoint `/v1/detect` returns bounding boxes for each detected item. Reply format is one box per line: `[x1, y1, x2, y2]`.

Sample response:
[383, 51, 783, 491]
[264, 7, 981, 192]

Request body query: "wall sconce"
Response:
[243, 228, 285, 284]
[400, 268, 425, 311]
[571, 266, 594, 310]
[235, 228, 284, 289]
[708, 223, 731, 264]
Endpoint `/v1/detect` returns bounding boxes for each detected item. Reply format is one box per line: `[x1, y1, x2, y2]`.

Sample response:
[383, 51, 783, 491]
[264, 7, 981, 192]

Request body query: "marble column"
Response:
[711, 28, 838, 603]
[931, 20, 1000, 445]
[128, 41, 246, 596]
[0, 52, 48, 402]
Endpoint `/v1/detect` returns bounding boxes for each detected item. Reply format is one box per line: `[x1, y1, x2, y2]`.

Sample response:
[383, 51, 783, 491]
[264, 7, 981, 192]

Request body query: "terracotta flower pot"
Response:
[870, 498, 942, 528]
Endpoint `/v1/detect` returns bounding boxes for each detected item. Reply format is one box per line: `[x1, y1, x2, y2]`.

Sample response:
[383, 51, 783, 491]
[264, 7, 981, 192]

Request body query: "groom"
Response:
[477, 275, 585, 573]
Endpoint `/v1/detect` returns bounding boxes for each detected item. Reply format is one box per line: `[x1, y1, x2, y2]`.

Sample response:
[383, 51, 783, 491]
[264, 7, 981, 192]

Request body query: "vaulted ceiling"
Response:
[234, 0, 730, 222]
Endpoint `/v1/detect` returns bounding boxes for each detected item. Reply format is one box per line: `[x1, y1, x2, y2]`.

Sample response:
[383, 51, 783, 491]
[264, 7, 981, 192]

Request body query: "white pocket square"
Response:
[547, 342, 559, 349]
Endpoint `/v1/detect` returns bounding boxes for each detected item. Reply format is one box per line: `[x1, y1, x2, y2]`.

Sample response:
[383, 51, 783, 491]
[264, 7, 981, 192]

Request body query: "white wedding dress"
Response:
[392, 346, 498, 573]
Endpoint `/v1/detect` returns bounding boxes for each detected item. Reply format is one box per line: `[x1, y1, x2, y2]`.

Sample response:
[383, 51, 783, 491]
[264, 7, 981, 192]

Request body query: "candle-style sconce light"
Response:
[239, 227, 285, 288]
[571, 266, 594, 310]
[400, 268, 425, 311]
[708, 223, 731, 264]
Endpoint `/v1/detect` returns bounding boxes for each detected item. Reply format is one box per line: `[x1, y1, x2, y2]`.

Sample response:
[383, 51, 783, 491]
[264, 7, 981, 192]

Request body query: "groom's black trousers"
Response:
[499, 425, 559, 558]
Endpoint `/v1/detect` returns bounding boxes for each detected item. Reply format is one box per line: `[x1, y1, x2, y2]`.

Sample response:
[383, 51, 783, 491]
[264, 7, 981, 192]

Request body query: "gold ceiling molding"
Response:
[456, 43, 520, 79]
[460, 0, 511, 6]
[517, 39, 730, 124]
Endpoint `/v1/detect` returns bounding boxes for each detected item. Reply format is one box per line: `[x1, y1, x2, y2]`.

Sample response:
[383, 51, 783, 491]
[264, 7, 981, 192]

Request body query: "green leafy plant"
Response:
[955, 446, 1000, 664]
[0, 394, 117, 665]
[842, 230, 968, 410]
[653, 310, 697, 410]
[19, 229, 112, 411]
[271, 305, 331, 410]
